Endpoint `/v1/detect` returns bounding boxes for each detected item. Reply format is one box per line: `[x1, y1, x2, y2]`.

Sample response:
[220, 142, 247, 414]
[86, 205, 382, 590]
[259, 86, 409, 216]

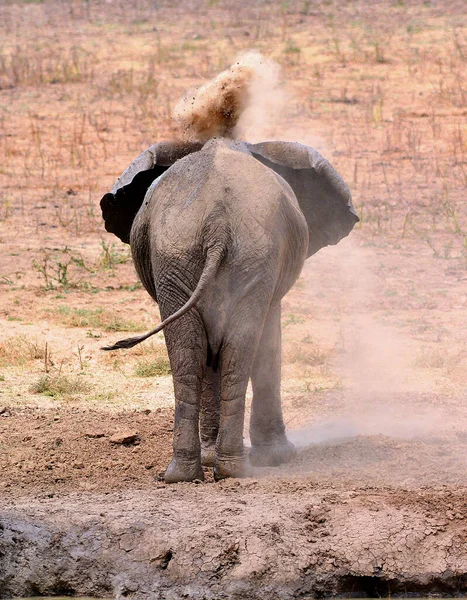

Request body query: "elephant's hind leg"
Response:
[163, 313, 206, 483]
[249, 302, 296, 467]
[200, 365, 220, 467]
[213, 301, 269, 481]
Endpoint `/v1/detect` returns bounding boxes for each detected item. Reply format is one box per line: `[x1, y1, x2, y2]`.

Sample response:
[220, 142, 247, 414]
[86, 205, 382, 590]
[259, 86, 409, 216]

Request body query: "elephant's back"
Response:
[145, 140, 306, 257]
[131, 140, 307, 309]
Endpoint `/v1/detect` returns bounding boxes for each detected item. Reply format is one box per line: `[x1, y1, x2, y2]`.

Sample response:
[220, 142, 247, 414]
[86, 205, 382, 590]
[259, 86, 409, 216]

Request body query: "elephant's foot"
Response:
[249, 438, 297, 467]
[164, 456, 204, 484]
[213, 456, 251, 481]
[201, 443, 216, 467]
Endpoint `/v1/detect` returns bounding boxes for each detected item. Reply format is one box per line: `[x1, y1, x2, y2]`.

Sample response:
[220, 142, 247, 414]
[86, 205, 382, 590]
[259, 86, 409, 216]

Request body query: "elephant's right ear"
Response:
[249, 141, 359, 257]
[100, 141, 202, 244]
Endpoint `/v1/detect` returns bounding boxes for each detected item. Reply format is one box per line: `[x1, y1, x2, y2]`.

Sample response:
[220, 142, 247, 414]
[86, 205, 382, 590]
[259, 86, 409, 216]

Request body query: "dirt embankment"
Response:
[1, 405, 467, 599]
[1, 483, 466, 600]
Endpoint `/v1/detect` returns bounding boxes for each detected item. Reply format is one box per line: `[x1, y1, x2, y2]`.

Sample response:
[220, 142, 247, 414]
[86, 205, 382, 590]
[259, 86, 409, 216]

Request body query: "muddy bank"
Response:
[1, 483, 466, 599]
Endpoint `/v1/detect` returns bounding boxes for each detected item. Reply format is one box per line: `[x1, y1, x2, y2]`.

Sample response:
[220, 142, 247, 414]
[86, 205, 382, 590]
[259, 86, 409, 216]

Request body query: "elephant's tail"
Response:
[101, 245, 224, 351]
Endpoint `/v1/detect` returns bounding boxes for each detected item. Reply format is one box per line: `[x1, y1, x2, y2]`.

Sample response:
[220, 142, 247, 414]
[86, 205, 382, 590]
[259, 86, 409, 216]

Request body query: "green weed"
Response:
[32, 247, 92, 290]
[99, 241, 130, 269]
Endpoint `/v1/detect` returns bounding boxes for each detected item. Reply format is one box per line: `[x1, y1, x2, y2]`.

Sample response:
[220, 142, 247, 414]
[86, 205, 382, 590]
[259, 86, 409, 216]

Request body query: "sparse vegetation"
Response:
[282, 314, 305, 328]
[0, 43, 96, 89]
[30, 374, 91, 398]
[99, 241, 131, 270]
[32, 248, 91, 290]
[134, 346, 171, 377]
[54, 306, 146, 332]
[415, 347, 467, 372]
[0, 0, 465, 414]
[285, 343, 331, 366]
[134, 357, 171, 378]
[0, 336, 46, 367]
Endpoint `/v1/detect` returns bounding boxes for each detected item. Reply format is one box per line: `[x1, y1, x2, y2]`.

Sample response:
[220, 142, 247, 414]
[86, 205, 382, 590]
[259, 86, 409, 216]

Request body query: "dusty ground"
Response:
[0, 0, 467, 597]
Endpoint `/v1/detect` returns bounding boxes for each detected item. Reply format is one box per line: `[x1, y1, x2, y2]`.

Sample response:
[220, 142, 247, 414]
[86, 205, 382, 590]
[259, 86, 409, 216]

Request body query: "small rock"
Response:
[109, 430, 139, 445]
[85, 430, 105, 439]
[78, 481, 96, 490]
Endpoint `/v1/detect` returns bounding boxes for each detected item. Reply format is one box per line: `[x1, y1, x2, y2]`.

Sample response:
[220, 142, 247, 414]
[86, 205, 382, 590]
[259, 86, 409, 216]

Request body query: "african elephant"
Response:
[101, 137, 358, 482]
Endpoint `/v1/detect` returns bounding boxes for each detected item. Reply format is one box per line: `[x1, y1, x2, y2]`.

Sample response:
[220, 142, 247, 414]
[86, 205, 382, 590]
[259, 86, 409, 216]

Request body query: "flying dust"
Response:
[286, 238, 467, 486]
[172, 52, 467, 486]
[293, 239, 452, 441]
[173, 50, 286, 142]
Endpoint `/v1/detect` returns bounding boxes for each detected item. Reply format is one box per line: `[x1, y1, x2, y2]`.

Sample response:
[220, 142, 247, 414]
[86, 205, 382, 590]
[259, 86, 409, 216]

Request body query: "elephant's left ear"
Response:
[100, 141, 202, 244]
[249, 141, 359, 257]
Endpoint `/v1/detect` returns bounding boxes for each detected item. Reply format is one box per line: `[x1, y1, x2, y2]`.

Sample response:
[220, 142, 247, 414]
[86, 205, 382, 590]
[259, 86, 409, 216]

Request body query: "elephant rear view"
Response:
[101, 137, 358, 482]
[137, 138, 308, 481]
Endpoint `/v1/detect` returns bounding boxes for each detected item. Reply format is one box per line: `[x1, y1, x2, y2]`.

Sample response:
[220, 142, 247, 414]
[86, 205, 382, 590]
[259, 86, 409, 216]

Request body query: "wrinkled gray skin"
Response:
[101, 138, 358, 482]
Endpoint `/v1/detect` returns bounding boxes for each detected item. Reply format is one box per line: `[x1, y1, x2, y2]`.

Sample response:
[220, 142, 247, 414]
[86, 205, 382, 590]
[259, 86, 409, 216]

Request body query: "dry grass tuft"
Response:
[415, 347, 467, 374]
[0, 336, 46, 367]
[134, 345, 171, 377]
[285, 343, 331, 367]
[30, 374, 91, 398]
[54, 306, 146, 333]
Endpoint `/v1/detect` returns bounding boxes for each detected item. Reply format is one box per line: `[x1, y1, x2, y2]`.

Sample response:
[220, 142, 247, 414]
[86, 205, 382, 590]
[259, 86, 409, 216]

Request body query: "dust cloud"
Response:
[286, 238, 467, 486]
[173, 50, 326, 146]
[173, 51, 286, 142]
[291, 238, 456, 447]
